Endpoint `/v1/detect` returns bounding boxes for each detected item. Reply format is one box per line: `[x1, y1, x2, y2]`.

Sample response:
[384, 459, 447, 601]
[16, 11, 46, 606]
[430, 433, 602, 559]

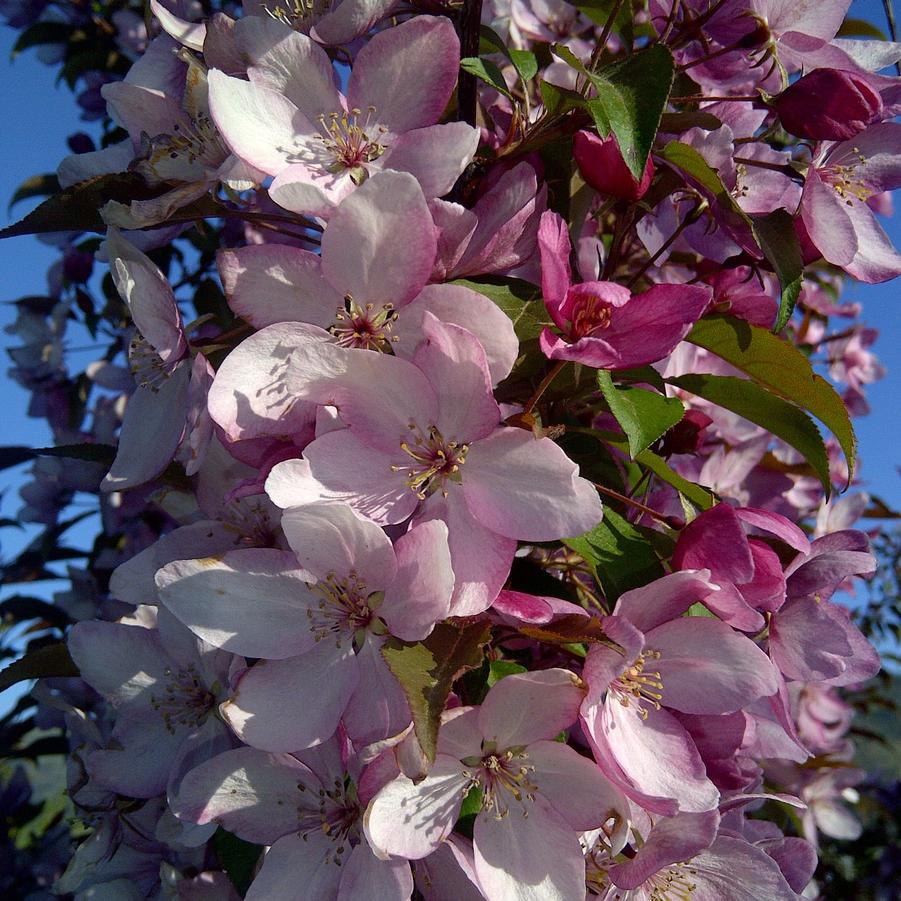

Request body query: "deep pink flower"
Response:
[579, 571, 780, 814]
[537, 211, 712, 368]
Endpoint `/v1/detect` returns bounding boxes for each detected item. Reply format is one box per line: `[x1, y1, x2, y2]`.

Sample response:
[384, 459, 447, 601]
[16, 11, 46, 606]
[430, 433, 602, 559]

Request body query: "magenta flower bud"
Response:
[63, 250, 94, 285]
[573, 130, 654, 202]
[660, 409, 713, 456]
[774, 69, 883, 142]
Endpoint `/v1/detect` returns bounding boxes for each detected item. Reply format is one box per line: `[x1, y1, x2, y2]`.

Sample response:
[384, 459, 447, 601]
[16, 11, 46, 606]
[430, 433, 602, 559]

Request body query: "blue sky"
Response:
[0, 1, 900, 574]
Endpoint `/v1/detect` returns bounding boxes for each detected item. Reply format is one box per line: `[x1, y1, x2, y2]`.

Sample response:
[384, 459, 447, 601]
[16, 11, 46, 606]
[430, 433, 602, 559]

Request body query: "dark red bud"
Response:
[67, 132, 95, 155]
[774, 69, 883, 142]
[573, 130, 654, 202]
[660, 409, 713, 456]
[63, 251, 94, 285]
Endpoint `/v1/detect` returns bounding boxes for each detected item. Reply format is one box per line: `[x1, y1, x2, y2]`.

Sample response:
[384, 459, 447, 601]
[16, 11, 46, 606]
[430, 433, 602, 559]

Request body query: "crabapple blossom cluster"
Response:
[2, 0, 900, 897]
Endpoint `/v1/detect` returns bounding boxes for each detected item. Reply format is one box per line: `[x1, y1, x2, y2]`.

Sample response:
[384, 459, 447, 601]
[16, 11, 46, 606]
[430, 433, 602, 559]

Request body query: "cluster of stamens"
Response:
[825, 148, 873, 206]
[316, 107, 388, 181]
[571, 295, 614, 338]
[128, 334, 174, 392]
[307, 571, 373, 644]
[610, 649, 664, 720]
[393, 423, 468, 499]
[149, 664, 215, 733]
[297, 776, 361, 866]
[330, 294, 397, 351]
[647, 863, 699, 901]
[264, 0, 332, 29]
[462, 748, 538, 820]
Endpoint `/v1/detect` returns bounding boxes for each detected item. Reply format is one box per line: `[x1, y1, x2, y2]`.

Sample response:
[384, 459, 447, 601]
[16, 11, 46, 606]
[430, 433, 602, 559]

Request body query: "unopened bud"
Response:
[774, 69, 883, 141]
[573, 130, 654, 202]
[660, 409, 713, 456]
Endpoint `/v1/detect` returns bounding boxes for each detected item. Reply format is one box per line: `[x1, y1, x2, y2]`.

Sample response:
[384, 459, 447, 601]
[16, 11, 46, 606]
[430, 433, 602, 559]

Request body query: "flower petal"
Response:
[380, 520, 454, 641]
[218, 244, 339, 329]
[156, 549, 317, 659]
[347, 16, 460, 134]
[364, 755, 468, 860]
[379, 122, 479, 198]
[207, 322, 326, 442]
[462, 428, 603, 541]
[478, 669, 584, 748]
[222, 643, 358, 751]
[281, 501, 397, 588]
[321, 170, 436, 307]
[413, 313, 500, 441]
[648, 616, 780, 713]
[394, 283, 519, 384]
[246, 833, 343, 901]
[172, 747, 317, 843]
[473, 796, 586, 901]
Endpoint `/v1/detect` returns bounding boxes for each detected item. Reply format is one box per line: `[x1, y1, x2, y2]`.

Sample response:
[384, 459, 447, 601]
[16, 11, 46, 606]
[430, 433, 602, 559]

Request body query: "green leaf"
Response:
[8, 174, 61, 212]
[11, 22, 74, 57]
[478, 24, 508, 55]
[633, 449, 715, 510]
[750, 209, 803, 332]
[0, 643, 79, 694]
[589, 45, 675, 180]
[460, 57, 512, 99]
[477, 26, 537, 83]
[0, 444, 115, 473]
[487, 660, 528, 687]
[213, 828, 263, 897]
[539, 80, 585, 118]
[686, 315, 856, 482]
[451, 277, 548, 340]
[597, 370, 685, 457]
[509, 48, 539, 83]
[381, 621, 491, 762]
[0, 173, 168, 239]
[668, 373, 832, 493]
[564, 507, 664, 599]
[659, 140, 749, 224]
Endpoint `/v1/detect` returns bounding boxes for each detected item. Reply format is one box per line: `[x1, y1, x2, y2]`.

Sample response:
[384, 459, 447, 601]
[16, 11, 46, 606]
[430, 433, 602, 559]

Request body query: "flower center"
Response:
[393, 423, 468, 499]
[128, 335, 175, 391]
[610, 649, 664, 719]
[150, 664, 215, 733]
[330, 294, 397, 351]
[823, 148, 874, 206]
[571, 294, 613, 337]
[297, 777, 361, 867]
[308, 571, 374, 643]
[317, 107, 388, 183]
[463, 749, 538, 820]
[263, 0, 333, 30]
[647, 863, 698, 901]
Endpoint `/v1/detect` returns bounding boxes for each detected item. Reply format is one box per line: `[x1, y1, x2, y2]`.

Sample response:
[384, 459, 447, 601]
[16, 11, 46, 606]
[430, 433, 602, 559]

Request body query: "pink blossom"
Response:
[208, 16, 478, 217]
[264, 314, 602, 614]
[579, 571, 780, 814]
[365, 670, 629, 901]
[800, 122, 901, 283]
[537, 211, 712, 368]
[156, 501, 454, 750]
